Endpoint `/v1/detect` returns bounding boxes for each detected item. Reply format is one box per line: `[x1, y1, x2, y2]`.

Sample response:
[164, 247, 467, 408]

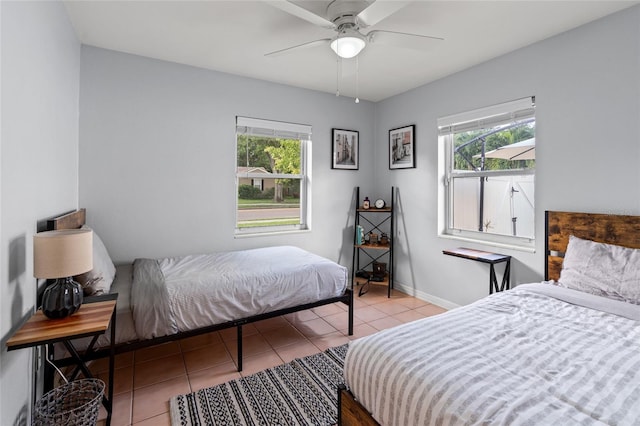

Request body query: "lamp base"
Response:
[42, 277, 83, 319]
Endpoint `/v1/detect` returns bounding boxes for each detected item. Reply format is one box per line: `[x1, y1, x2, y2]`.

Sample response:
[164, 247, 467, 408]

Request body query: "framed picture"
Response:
[332, 128, 359, 170]
[389, 125, 415, 169]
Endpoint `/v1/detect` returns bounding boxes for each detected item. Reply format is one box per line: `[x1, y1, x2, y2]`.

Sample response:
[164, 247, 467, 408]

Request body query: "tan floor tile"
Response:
[334, 301, 349, 311]
[261, 324, 307, 348]
[135, 342, 181, 364]
[311, 303, 345, 317]
[179, 331, 222, 352]
[393, 309, 427, 323]
[134, 353, 186, 389]
[416, 304, 447, 317]
[395, 296, 430, 309]
[97, 390, 132, 426]
[344, 323, 379, 340]
[284, 309, 320, 324]
[133, 411, 171, 426]
[353, 298, 369, 309]
[387, 289, 409, 299]
[353, 305, 387, 322]
[275, 341, 322, 363]
[322, 311, 362, 331]
[360, 293, 392, 305]
[111, 391, 133, 426]
[188, 361, 241, 392]
[356, 284, 392, 303]
[372, 300, 410, 316]
[219, 323, 259, 342]
[91, 351, 134, 374]
[294, 318, 338, 338]
[369, 316, 403, 331]
[253, 316, 289, 333]
[309, 331, 350, 351]
[183, 342, 233, 373]
[132, 376, 190, 424]
[224, 333, 273, 364]
[239, 350, 283, 376]
[98, 365, 133, 396]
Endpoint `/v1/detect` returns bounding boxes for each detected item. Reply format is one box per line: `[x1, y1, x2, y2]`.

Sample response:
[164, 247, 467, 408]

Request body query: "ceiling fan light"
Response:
[330, 36, 366, 59]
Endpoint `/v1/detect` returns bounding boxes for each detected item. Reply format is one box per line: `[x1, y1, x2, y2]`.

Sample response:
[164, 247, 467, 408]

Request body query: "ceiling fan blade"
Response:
[357, 1, 410, 28]
[266, 1, 335, 29]
[367, 29, 443, 51]
[265, 38, 331, 57]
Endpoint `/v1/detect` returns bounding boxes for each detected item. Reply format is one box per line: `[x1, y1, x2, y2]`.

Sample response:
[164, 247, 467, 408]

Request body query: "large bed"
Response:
[339, 211, 640, 425]
[45, 209, 353, 371]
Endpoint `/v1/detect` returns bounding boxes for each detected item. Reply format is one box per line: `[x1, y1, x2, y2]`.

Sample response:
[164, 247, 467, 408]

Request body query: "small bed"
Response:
[45, 209, 353, 371]
[339, 210, 640, 425]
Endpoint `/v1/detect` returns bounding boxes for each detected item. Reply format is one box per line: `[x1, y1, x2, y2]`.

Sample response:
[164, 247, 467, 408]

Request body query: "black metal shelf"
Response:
[352, 187, 395, 297]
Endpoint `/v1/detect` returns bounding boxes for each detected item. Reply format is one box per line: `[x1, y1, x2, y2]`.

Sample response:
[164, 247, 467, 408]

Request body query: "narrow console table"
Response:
[443, 247, 511, 294]
[7, 293, 117, 426]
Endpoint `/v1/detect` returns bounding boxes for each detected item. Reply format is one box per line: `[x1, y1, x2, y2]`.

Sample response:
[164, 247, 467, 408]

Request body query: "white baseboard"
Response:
[393, 281, 461, 310]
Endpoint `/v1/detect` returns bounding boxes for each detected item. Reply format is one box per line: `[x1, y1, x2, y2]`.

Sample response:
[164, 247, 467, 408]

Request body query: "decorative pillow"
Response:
[558, 235, 640, 304]
[74, 225, 116, 296]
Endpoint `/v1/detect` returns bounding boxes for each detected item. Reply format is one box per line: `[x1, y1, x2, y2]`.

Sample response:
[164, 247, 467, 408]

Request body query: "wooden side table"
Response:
[443, 247, 511, 294]
[7, 293, 117, 426]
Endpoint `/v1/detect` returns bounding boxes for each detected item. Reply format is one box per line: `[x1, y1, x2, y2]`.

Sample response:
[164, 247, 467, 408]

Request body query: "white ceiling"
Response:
[64, 0, 639, 102]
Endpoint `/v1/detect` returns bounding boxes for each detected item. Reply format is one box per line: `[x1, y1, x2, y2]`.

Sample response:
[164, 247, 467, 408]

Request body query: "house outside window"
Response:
[235, 117, 310, 235]
[438, 97, 536, 249]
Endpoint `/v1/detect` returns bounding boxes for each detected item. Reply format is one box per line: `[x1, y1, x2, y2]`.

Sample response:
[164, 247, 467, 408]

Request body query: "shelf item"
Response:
[352, 187, 395, 297]
[443, 247, 511, 294]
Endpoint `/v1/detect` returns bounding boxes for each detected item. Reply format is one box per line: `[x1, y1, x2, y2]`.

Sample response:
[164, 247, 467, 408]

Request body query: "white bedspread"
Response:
[131, 246, 348, 339]
[344, 283, 640, 425]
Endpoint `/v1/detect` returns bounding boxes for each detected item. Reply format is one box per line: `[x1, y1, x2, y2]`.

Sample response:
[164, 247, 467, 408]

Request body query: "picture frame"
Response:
[389, 125, 415, 169]
[332, 128, 359, 170]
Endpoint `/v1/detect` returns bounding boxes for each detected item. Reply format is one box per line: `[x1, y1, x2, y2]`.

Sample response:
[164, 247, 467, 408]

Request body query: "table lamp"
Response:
[34, 229, 93, 319]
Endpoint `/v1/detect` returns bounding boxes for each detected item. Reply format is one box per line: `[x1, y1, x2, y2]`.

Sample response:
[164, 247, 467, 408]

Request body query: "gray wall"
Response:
[79, 46, 375, 266]
[0, 1, 80, 424]
[376, 5, 640, 307]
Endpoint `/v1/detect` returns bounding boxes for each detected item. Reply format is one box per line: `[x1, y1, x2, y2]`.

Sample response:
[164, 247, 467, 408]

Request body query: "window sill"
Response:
[438, 233, 536, 253]
[235, 228, 311, 239]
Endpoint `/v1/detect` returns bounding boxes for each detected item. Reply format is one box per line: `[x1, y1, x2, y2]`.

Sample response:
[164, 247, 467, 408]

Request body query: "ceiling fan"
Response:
[265, 0, 443, 59]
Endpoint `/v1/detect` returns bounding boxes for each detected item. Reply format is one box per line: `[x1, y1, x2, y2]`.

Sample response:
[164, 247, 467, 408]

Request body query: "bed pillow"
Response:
[74, 225, 116, 296]
[558, 235, 640, 304]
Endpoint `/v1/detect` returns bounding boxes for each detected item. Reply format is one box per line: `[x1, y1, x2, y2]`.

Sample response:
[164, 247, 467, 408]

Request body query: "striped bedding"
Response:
[344, 283, 640, 425]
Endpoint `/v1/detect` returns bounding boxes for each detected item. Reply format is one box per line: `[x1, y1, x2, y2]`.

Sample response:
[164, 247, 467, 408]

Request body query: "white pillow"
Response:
[558, 235, 640, 304]
[74, 225, 116, 296]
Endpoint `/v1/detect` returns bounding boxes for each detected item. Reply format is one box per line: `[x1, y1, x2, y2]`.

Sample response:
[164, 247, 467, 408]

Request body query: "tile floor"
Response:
[92, 284, 447, 425]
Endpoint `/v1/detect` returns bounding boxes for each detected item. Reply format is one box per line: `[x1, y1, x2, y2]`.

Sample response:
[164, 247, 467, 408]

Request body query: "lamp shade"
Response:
[34, 229, 93, 279]
[330, 34, 366, 59]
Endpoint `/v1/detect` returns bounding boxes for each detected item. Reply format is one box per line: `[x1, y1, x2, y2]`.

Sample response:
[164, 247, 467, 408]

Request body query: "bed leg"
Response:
[237, 325, 243, 372]
[348, 290, 354, 336]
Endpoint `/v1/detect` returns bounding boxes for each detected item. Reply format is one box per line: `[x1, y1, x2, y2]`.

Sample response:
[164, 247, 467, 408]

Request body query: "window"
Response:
[235, 117, 310, 234]
[438, 97, 535, 248]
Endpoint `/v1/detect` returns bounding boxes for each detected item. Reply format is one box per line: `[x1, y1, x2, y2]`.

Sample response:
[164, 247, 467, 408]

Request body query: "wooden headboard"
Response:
[545, 210, 640, 281]
[46, 208, 86, 231]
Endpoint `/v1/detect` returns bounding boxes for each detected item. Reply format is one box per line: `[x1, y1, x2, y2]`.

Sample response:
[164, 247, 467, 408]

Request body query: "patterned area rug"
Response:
[170, 344, 349, 426]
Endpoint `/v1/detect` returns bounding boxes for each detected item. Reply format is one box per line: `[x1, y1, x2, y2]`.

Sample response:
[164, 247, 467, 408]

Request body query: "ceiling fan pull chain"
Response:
[336, 54, 341, 96]
[355, 55, 360, 104]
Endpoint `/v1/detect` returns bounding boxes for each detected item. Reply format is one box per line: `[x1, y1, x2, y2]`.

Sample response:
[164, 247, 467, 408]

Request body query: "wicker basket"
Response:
[33, 379, 105, 426]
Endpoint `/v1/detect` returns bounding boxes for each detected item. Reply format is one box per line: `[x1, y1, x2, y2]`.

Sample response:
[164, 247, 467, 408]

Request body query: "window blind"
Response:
[437, 96, 535, 136]
[236, 116, 312, 140]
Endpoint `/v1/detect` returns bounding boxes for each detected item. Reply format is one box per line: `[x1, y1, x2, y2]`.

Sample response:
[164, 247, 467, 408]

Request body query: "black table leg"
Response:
[237, 325, 243, 372]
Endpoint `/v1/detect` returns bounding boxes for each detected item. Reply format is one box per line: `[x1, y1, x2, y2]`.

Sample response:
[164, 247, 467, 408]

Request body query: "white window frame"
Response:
[438, 97, 536, 250]
[235, 116, 311, 236]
